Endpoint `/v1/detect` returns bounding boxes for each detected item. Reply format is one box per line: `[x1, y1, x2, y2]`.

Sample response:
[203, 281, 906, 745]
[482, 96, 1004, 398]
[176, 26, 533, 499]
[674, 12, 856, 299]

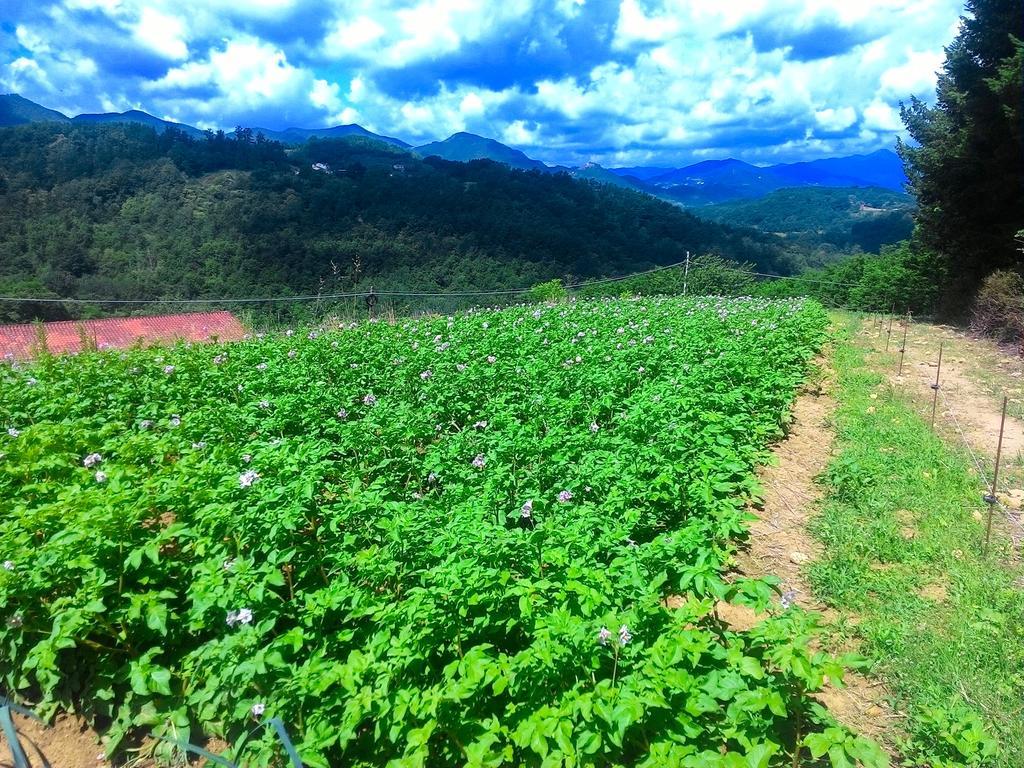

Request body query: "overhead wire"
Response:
[0, 258, 859, 306]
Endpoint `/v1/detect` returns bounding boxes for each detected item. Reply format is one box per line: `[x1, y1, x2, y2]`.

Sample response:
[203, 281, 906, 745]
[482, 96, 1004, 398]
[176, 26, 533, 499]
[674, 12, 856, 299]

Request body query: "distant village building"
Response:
[311, 162, 331, 173]
[392, 163, 406, 172]
[0, 311, 246, 360]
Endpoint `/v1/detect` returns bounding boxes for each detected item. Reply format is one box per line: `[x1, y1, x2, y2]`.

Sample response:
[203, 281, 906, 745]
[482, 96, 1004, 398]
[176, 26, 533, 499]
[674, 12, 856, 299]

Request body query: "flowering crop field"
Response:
[0, 297, 884, 767]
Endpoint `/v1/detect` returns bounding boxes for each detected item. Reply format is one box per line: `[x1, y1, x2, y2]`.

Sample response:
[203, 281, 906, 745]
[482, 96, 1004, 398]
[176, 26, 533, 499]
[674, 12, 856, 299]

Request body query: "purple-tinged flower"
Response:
[287, 349, 297, 359]
[223, 558, 236, 570]
[258, 400, 271, 409]
[83, 453, 103, 467]
[472, 454, 487, 469]
[597, 627, 612, 645]
[169, 414, 181, 428]
[94, 471, 107, 483]
[558, 490, 573, 503]
[251, 702, 266, 718]
[7, 428, 20, 438]
[163, 365, 175, 375]
[473, 420, 488, 429]
[521, 499, 533, 519]
[192, 441, 206, 450]
[363, 392, 377, 406]
[590, 422, 599, 433]
[140, 420, 154, 430]
[239, 470, 260, 488]
[256, 362, 268, 371]
[428, 472, 438, 484]
[337, 408, 348, 420]
[213, 354, 226, 365]
[242, 454, 252, 463]
[637, 366, 645, 373]
[457, 363, 467, 372]
[618, 625, 632, 645]
[780, 589, 797, 610]
[2, 560, 13, 571]
[487, 355, 497, 364]
[26, 378, 37, 386]
[420, 370, 433, 380]
[308, 331, 318, 340]
[285, 329, 294, 337]
[237, 608, 253, 624]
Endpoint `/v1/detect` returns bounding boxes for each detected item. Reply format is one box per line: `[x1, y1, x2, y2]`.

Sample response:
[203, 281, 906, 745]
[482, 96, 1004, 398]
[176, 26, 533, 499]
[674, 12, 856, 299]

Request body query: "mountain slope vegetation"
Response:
[0, 122, 800, 322]
[695, 186, 915, 254]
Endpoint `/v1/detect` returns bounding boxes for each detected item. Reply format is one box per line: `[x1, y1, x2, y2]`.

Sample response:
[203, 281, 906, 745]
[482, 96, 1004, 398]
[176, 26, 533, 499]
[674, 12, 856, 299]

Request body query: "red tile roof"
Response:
[0, 311, 246, 360]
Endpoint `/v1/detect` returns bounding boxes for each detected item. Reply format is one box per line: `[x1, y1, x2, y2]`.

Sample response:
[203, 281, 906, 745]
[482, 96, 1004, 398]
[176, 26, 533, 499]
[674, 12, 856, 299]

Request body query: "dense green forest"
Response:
[898, 0, 1023, 311]
[695, 186, 914, 257]
[0, 122, 806, 322]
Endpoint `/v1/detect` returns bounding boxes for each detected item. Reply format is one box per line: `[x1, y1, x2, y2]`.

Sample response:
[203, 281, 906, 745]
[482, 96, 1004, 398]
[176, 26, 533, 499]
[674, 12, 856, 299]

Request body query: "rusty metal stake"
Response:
[930, 342, 943, 431]
[897, 312, 910, 376]
[885, 308, 894, 352]
[983, 396, 1009, 555]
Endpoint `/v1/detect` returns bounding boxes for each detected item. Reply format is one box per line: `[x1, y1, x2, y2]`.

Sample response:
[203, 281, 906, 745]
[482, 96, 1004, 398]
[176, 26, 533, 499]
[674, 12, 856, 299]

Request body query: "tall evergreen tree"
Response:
[898, 0, 1023, 312]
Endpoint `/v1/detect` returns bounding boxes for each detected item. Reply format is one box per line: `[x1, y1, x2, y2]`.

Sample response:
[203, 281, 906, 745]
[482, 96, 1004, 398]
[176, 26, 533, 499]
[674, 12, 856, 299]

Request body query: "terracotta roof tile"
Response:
[0, 311, 246, 360]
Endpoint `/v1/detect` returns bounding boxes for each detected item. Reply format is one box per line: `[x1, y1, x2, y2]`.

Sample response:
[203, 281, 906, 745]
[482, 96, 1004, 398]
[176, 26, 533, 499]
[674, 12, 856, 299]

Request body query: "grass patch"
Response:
[810, 315, 1024, 767]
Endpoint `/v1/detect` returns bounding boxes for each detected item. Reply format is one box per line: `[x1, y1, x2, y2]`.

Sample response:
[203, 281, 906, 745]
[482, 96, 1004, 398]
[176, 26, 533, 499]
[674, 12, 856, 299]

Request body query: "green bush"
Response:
[527, 278, 568, 302]
[577, 253, 755, 298]
[970, 269, 1024, 347]
[752, 241, 944, 314]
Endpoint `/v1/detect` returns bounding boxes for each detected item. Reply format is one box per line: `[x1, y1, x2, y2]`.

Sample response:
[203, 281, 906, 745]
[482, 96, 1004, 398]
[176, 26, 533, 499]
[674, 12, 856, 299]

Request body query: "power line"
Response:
[0, 257, 867, 306]
[0, 259, 693, 305]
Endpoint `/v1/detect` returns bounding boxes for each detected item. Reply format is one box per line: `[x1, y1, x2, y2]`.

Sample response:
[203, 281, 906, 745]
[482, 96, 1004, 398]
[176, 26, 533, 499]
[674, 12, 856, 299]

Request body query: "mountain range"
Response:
[0, 93, 907, 205]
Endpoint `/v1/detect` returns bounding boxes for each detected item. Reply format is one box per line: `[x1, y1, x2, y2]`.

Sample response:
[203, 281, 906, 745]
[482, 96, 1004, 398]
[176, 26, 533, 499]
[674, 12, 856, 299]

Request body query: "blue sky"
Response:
[0, 0, 963, 166]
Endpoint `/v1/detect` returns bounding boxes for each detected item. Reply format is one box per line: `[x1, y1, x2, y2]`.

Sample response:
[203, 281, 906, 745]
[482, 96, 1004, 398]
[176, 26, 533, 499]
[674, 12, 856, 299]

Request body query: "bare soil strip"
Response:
[733, 360, 901, 748]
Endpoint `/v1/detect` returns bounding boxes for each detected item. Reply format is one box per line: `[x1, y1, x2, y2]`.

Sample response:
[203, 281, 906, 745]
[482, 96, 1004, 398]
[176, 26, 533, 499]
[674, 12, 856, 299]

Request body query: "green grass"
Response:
[810, 315, 1024, 767]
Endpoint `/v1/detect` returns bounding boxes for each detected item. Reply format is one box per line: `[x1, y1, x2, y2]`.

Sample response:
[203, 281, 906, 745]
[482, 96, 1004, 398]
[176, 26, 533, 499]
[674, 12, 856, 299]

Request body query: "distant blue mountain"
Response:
[2, 94, 909, 203]
[71, 109, 205, 138]
[254, 124, 410, 148]
[570, 162, 650, 191]
[0, 93, 69, 126]
[608, 166, 675, 181]
[415, 132, 550, 171]
[769, 150, 907, 191]
[610, 150, 908, 205]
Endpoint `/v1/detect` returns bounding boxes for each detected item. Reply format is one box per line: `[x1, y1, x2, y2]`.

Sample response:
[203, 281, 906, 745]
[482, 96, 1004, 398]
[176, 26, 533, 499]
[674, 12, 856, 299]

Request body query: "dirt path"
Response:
[1, 711, 114, 768]
[730, 359, 901, 748]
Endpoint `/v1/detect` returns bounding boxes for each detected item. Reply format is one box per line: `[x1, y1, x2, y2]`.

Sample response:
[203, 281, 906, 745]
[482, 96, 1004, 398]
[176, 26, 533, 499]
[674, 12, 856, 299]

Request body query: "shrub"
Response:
[970, 269, 1024, 348]
[527, 278, 568, 302]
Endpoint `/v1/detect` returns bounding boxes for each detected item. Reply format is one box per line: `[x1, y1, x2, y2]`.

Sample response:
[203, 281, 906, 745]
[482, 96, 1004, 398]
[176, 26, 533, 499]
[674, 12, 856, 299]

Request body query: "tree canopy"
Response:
[898, 0, 1024, 311]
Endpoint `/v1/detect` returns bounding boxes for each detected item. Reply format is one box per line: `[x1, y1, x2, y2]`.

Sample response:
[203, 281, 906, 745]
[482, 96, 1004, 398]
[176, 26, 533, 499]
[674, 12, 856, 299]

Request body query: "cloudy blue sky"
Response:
[1, 0, 963, 166]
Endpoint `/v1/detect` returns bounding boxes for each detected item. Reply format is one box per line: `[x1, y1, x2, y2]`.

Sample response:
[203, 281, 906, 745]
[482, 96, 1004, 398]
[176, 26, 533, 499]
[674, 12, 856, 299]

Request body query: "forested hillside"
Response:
[0, 122, 800, 322]
[696, 186, 914, 255]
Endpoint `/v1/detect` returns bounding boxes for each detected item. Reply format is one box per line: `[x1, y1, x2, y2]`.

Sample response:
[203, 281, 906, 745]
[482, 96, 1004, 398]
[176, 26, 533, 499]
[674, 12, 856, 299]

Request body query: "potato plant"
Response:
[0, 296, 884, 767]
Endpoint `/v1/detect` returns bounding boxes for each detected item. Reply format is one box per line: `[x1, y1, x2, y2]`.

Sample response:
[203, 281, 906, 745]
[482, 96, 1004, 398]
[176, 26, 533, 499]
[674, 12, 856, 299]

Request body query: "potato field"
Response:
[0, 297, 886, 767]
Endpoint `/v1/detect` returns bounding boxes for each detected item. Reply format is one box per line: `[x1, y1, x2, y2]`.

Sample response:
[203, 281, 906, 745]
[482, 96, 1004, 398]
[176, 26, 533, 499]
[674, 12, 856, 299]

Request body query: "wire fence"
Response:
[875, 314, 1024, 551]
[0, 260, 866, 314]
